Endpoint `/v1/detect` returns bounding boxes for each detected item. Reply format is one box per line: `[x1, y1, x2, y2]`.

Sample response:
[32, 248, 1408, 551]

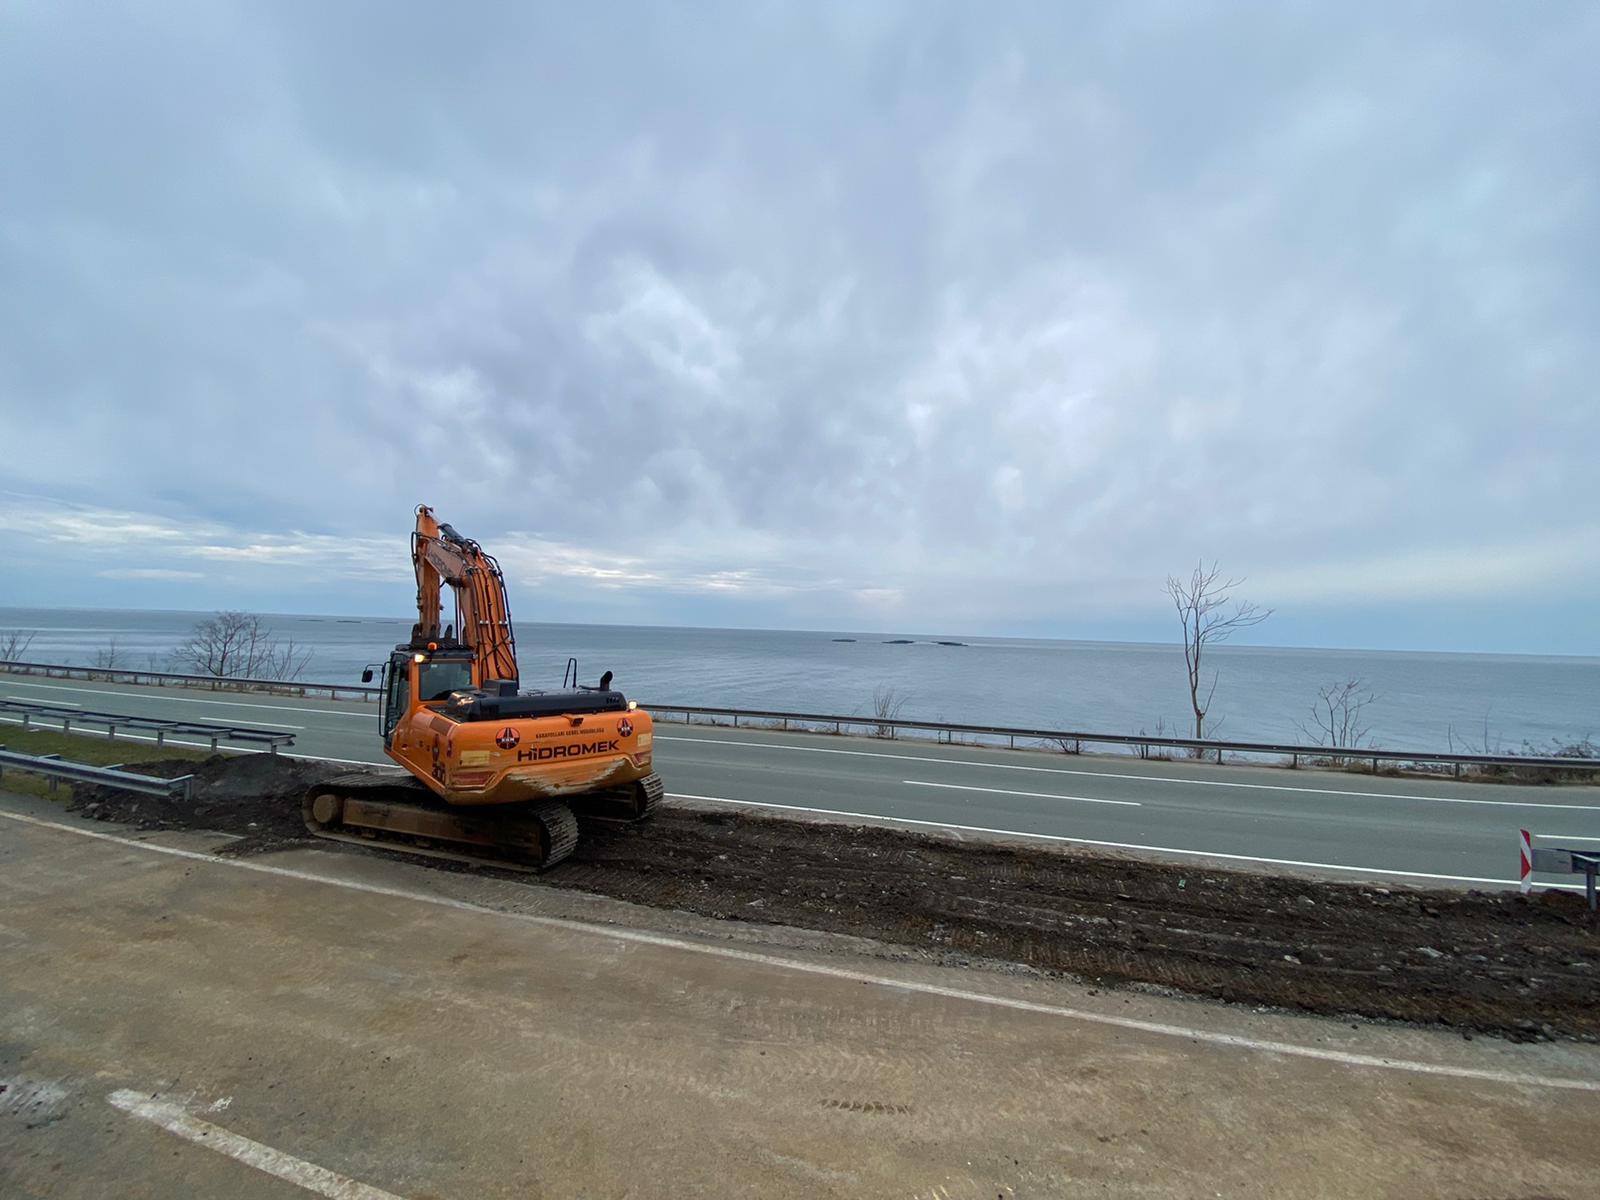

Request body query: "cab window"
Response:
[418, 658, 473, 702]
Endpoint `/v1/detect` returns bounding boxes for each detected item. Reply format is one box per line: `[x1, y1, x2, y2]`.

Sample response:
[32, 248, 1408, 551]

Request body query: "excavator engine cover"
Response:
[442, 687, 628, 722]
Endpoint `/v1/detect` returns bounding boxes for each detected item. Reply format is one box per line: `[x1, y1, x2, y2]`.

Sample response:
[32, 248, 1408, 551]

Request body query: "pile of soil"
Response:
[69, 757, 1598, 1041]
[70, 755, 336, 853]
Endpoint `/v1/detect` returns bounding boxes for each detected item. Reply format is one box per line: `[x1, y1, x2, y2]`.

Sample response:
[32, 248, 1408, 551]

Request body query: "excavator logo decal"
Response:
[618, 718, 633, 739]
[516, 740, 619, 763]
[495, 727, 520, 750]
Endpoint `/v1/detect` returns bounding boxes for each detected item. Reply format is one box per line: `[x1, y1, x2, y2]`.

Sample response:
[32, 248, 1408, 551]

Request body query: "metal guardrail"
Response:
[0, 747, 193, 800]
[646, 704, 1600, 777]
[0, 659, 378, 701]
[0, 698, 296, 753]
[2, 660, 1595, 776]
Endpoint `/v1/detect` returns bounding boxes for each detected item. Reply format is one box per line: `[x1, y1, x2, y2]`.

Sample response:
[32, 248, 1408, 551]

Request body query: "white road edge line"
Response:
[659, 735, 1600, 809]
[5, 811, 1594, 1093]
[904, 779, 1139, 806]
[0, 678, 370, 719]
[664, 792, 1584, 892]
[107, 1089, 405, 1200]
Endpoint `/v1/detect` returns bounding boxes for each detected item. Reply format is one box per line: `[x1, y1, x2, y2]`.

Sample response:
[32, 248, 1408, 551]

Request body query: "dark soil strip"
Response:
[69, 756, 1599, 1042]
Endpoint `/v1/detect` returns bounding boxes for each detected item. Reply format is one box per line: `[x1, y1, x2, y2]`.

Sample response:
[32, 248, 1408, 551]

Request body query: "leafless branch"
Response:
[91, 638, 124, 669]
[0, 629, 37, 660]
[173, 611, 313, 681]
[1298, 678, 1378, 751]
[870, 686, 907, 739]
[1164, 561, 1271, 740]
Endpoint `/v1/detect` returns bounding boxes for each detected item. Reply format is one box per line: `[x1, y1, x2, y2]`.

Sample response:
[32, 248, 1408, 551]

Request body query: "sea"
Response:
[1, 606, 1595, 754]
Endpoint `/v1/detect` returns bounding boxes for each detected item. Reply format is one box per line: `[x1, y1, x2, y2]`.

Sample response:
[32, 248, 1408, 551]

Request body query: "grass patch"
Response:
[0, 726, 210, 803]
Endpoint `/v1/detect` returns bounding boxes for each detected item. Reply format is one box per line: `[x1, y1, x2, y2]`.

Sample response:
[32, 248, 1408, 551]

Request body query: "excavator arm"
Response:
[412, 504, 519, 686]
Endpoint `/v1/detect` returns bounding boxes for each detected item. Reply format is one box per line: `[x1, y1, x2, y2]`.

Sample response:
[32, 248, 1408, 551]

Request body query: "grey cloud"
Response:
[1, 2, 1596, 648]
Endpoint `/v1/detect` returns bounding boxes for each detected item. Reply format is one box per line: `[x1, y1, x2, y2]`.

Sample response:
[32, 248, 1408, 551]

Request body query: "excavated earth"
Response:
[68, 755, 1599, 1042]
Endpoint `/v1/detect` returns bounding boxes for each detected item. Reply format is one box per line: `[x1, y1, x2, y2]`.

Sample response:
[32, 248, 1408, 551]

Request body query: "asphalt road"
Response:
[4, 670, 1599, 889]
[7, 810, 1597, 1198]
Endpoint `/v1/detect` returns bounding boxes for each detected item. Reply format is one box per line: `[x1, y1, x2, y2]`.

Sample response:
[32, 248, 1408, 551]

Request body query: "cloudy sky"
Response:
[2, 2, 1595, 653]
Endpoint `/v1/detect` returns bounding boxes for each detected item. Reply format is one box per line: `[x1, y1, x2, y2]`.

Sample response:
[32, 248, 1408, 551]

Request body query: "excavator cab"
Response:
[372, 647, 476, 745]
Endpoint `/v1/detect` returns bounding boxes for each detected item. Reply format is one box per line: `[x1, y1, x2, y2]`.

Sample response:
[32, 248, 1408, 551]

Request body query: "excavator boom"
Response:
[412, 505, 519, 686]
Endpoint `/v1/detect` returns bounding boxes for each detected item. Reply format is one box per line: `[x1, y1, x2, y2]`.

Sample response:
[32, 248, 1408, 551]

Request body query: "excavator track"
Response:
[303, 771, 580, 871]
[568, 771, 665, 824]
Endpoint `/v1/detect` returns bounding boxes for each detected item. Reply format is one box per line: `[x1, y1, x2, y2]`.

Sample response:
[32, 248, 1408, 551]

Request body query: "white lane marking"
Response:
[8, 695, 81, 706]
[0, 716, 391, 769]
[0, 679, 370, 719]
[1537, 835, 1600, 841]
[3, 809, 1593, 1093]
[663, 792, 1584, 891]
[108, 1090, 404, 1199]
[660, 734, 1600, 810]
[904, 779, 1139, 807]
[217, 718, 306, 730]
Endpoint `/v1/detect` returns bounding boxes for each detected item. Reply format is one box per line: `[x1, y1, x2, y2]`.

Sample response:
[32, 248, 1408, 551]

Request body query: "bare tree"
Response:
[1447, 711, 1502, 756]
[870, 686, 907, 738]
[91, 638, 125, 669]
[173, 611, 313, 681]
[1299, 678, 1377, 750]
[1134, 715, 1172, 761]
[1165, 562, 1272, 740]
[0, 629, 36, 660]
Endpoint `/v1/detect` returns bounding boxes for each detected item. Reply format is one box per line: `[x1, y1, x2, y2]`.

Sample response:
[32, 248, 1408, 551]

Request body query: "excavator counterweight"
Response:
[302, 505, 661, 868]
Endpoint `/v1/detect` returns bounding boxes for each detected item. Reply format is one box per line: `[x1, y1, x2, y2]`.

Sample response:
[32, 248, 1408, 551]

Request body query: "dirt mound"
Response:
[69, 755, 358, 852]
[66, 756, 1600, 1041]
[556, 809, 1598, 1042]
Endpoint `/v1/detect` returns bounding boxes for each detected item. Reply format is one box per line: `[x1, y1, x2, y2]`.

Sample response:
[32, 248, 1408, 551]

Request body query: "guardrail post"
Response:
[210, 736, 220, 752]
[156, 730, 165, 747]
[107, 724, 116, 741]
[20, 713, 28, 730]
[62, 718, 71, 735]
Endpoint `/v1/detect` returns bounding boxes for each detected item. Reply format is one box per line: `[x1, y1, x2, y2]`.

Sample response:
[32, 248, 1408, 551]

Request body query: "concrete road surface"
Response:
[3, 670, 1599, 888]
[3, 799, 1599, 1199]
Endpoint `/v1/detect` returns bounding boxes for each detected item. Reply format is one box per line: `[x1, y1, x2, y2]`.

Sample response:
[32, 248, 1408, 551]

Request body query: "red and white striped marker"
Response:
[1519, 828, 1534, 893]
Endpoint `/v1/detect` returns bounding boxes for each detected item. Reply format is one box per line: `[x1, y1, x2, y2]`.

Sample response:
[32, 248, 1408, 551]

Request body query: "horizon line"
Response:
[2, 602, 1596, 663]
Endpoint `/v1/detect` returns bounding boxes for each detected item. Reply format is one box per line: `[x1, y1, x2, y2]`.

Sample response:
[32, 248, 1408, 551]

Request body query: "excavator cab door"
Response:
[379, 654, 411, 747]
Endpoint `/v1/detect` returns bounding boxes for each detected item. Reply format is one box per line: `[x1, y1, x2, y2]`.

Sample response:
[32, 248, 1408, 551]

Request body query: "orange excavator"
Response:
[303, 505, 662, 868]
